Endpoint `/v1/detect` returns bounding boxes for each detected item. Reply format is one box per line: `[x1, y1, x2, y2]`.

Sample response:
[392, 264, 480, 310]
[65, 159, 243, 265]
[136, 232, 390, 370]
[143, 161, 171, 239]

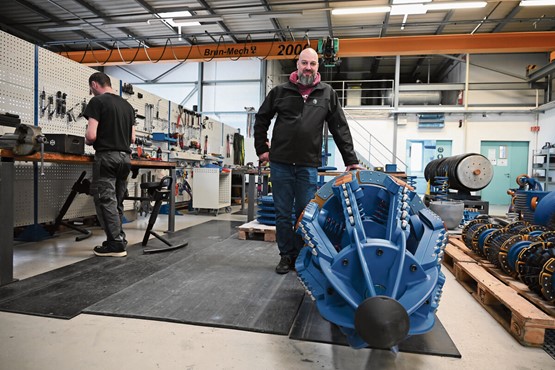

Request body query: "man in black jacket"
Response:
[254, 47, 361, 274]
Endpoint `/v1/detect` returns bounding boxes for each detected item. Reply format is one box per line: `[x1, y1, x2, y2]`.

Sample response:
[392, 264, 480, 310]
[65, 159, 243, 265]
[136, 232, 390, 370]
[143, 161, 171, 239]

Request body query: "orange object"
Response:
[59, 32, 555, 66]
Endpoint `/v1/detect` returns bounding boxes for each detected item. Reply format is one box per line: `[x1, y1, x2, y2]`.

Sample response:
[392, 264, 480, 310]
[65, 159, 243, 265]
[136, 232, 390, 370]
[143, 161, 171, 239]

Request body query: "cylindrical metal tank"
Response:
[424, 153, 493, 192]
[387, 91, 442, 105]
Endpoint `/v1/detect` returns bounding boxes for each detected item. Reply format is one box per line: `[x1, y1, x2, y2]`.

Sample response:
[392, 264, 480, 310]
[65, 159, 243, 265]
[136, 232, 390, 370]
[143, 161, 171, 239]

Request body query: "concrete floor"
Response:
[0, 205, 553, 370]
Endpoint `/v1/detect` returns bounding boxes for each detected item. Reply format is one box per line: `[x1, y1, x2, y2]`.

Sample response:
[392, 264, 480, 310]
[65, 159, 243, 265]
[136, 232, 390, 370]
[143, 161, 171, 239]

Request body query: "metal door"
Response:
[480, 141, 529, 205]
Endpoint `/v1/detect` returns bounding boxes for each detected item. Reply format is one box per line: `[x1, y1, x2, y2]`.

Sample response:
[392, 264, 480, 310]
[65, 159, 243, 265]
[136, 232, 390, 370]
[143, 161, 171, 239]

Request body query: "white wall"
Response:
[341, 112, 539, 175]
[538, 107, 555, 147]
[446, 53, 548, 106]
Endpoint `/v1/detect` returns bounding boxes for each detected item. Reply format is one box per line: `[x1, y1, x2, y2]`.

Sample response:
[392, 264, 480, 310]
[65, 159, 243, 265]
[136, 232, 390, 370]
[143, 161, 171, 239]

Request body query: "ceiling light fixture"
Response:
[248, 11, 304, 18]
[39, 25, 84, 32]
[101, 21, 149, 28]
[391, 4, 427, 15]
[392, 0, 432, 4]
[425, 1, 487, 10]
[331, 6, 391, 15]
[172, 16, 223, 23]
[333, 1, 487, 16]
[519, 0, 555, 5]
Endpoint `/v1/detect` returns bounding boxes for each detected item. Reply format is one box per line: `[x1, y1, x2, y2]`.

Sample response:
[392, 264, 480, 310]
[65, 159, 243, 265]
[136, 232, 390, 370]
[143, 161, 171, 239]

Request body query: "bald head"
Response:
[296, 48, 319, 86]
[299, 48, 318, 60]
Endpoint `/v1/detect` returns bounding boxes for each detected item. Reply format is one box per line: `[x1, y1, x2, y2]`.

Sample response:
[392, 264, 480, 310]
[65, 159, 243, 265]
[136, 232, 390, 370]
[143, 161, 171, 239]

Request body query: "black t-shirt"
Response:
[83, 93, 134, 153]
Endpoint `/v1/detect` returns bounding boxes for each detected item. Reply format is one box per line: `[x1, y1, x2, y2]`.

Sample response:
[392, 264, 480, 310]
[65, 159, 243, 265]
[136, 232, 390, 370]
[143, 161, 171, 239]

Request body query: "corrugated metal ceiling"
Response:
[0, 0, 553, 81]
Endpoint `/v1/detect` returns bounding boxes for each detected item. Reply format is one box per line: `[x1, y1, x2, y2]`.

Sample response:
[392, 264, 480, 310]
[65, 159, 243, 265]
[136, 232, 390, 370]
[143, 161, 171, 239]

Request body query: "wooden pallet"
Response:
[444, 239, 555, 346]
[448, 238, 555, 317]
[443, 242, 477, 274]
[237, 220, 276, 242]
[452, 260, 555, 346]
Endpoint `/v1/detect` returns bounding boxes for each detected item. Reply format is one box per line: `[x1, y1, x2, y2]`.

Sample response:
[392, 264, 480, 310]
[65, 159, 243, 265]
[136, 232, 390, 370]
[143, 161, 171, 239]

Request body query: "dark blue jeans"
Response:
[91, 151, 131, 249]
[270, 162, 318, 258]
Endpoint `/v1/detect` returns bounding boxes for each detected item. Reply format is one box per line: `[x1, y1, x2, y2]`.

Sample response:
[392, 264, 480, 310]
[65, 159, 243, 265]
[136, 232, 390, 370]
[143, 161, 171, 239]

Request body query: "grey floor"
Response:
[0, 204, 553, 370]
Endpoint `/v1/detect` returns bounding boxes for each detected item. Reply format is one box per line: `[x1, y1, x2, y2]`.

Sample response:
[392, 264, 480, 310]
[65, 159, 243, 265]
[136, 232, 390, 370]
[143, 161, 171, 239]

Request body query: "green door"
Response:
[480, 141, 529, 205]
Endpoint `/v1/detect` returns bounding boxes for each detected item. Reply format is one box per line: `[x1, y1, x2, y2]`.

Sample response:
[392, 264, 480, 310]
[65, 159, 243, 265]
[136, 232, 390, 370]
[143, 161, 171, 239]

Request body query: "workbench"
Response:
[0, 149, 177, 286]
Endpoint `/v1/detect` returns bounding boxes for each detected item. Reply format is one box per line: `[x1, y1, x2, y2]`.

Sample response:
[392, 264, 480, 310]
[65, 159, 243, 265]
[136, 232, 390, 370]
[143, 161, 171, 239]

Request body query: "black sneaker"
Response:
[93, 244, 127, 257]
[275, 255, 294, 274]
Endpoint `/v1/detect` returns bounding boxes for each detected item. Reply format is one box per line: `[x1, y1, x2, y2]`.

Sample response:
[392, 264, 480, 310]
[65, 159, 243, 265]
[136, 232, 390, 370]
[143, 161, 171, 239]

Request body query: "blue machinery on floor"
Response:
[295, 170, 447, 349]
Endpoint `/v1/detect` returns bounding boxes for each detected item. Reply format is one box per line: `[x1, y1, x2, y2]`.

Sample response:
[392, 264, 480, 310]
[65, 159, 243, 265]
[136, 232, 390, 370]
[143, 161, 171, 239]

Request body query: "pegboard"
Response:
[1, 30, 238, 228]
[37, 48, 115, 152]
[13, 162, 35, 227]
[222, 122, 237, 166]
[37, 163, 95, 224]
[0, 30, 34, 134]
[201, 118, 238, 165]
[125, 85, 170, 135]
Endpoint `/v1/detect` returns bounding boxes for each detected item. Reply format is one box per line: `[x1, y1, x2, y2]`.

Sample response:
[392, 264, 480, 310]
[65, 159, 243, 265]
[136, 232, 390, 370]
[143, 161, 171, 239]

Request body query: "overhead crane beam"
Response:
[59, 32, 555, 66]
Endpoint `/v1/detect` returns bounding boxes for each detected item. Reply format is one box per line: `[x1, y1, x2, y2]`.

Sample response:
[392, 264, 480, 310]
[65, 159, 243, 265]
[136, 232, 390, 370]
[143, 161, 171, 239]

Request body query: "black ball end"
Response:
[354, 296, 410, 348]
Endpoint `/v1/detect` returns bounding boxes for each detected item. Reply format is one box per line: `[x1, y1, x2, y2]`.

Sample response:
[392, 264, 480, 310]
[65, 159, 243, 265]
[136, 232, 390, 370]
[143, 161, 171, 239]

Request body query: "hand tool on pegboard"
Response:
[39, 89, 46, 118]
[47, 95, 55, 120]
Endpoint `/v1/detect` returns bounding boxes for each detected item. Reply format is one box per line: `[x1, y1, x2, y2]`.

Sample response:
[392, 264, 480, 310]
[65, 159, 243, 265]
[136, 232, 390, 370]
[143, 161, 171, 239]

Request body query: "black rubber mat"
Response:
[0, 220, 242, 319]
[544, 329, 555, 360]
[289, 295, 461, 358]
[84, 237, 305, 335]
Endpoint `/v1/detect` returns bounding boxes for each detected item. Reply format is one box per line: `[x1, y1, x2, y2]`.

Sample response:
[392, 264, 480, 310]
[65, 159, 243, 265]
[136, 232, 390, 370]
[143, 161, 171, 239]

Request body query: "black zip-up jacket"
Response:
[254, 80, 358, 168]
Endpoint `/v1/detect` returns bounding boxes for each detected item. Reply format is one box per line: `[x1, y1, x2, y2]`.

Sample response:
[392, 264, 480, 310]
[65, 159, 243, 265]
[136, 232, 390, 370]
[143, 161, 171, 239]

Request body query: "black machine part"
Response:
[425, 153, 493, 192]
[354, 295, 410, 349]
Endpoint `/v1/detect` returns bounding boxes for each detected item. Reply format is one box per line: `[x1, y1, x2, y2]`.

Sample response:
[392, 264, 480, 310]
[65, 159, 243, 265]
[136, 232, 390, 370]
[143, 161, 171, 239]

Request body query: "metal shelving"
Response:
[532, 149, 555, 191]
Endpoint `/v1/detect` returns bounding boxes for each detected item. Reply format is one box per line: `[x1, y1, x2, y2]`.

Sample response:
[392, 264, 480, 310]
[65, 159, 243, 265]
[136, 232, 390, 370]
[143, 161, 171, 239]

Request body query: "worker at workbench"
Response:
[84, 72, 136, 257]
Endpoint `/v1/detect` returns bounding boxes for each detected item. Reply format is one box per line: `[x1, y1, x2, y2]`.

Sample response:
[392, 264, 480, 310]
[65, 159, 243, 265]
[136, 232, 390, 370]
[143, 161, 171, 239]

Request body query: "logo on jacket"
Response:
[313, 99, 317, 104]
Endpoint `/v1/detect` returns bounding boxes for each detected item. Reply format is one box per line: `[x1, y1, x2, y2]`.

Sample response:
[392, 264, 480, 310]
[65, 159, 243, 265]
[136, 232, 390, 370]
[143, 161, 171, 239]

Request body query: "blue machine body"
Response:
[295, 170, 446, 349]
[534, 191, 555, 229]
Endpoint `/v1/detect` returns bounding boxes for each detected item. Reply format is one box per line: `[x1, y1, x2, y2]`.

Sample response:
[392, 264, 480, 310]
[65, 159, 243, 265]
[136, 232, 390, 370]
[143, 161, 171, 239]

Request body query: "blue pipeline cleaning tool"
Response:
[295, 170, 446, 349]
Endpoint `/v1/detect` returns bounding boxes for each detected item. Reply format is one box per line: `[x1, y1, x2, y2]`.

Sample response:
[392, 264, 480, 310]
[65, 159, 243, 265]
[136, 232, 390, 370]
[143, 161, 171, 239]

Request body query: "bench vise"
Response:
[0, 113, 48, 174]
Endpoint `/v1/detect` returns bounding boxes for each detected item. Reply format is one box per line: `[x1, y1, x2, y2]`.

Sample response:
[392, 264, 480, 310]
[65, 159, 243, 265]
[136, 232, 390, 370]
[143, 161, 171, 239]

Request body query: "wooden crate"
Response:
[237, 220, 276, 242]
[452, 260, 555, 346]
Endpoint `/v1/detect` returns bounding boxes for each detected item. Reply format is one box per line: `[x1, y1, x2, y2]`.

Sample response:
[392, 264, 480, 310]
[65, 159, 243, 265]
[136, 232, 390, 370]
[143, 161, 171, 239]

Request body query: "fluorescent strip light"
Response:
[426, 1, 487, 10]
[519, 0, 555, 5]
[248, 11, 303, 18]
[39, 25, 84, 32]
[173, 16, 223, 22]
[101, 21, 148, 27]
[331, 6, 391, 15]
[173, 21, 201, 27]
[157, 11, 193, 18]
[393, 0, 431, 4]
[391, 4, 427, 15]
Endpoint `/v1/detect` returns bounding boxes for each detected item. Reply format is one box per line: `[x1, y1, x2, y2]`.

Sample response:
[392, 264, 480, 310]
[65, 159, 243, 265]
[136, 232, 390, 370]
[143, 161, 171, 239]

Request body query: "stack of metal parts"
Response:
[295, 170, 447, 349]
[462, 218, 555, 303]
[256, 195, 276, 225]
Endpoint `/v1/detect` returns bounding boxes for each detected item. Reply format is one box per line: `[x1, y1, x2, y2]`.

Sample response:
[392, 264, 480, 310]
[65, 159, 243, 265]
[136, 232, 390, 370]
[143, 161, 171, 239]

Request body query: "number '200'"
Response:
[277, 44, 307, 56]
